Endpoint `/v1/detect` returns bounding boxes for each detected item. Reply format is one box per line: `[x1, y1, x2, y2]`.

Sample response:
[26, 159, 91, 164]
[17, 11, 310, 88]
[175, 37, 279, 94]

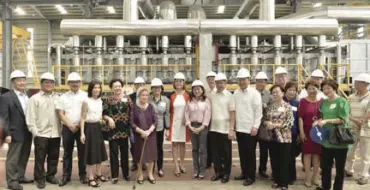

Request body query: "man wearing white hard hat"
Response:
[345, 73, 370, 185]
[56, 72, 88, 186]
[0, 70, 33, 190]
[298, 69, 326, 100]
[205, 71, 216, 168]
[274, 67, 288, 87]
[129, 76, 147, 171]
[255, 71, 274, 179]
[208, 73, 235, 183]
[27, 72, 61, 188]
[149, 78, 170, 177]
[232, 68, 262, 186]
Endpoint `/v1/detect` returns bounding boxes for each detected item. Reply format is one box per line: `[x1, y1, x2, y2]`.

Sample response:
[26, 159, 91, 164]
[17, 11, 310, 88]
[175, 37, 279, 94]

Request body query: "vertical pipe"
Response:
[140, 35, 148, 81]
[55, 45, 62, 85]
[115, 35, 124, 80]
[123, 0, 138, 21]
[72, 35, 80, 73]
[251, 35, 259, 76]
[47, 20, 52, 72]
[274, 35, 281, 65]
[336, 43, 343, 84]
[296, 35, 303, 86]
[259, 0, 275, 21]
[2, 1, 12, 88]
[319, 35, 326, 66]
[93, 35, 103, 81]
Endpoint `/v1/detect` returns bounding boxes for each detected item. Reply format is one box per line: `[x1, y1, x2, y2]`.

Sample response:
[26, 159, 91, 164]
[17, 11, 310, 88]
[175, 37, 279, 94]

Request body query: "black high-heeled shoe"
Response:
[148, 177, 156, 184]
[137, 179, 144, 185]
[88, 179, 100, 187]
[95, 175, 108, 182]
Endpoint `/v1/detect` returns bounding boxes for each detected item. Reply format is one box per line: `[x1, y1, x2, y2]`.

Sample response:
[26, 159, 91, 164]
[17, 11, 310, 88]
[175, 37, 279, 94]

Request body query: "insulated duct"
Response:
[60, 19, 339, 36]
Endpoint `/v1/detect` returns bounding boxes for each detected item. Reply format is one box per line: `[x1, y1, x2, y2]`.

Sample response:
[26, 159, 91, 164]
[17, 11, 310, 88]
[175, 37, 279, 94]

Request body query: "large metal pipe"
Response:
[279, 6, 370, 24]
[55, 45, 62, 85]
[138, 0, 155, 19]
[259, 0, 275, 21]
[123, 0, 138, 21]
[60, 19, 339, 36]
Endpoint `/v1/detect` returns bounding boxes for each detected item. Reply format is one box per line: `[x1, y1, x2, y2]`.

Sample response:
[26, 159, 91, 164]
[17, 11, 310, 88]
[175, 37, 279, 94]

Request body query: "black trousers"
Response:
[34, 137, 60, 182]
[156, 130, 164, 171]
[321, 147, 348, 190]
[289, 141, 297, 182]
[109, 138, 129, 178]
[209, 131, 232, 177]
[207, 124, 213, 167]
[62, 126, 86, 179]
[258, 139, 272, 174]
[236, 132, 257, 180]
[6, 132, 32, 186]
[271, 142, 291, 188]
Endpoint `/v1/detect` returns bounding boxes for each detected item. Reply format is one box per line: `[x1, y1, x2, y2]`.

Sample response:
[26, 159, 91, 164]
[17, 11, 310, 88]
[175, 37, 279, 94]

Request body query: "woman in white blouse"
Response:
[80, 81, 108, 187]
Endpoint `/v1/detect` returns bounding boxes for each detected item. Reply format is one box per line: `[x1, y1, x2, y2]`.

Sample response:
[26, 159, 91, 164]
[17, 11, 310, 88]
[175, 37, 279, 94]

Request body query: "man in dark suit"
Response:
[0, 70, 33, 190]
[129, 77, 147, 171]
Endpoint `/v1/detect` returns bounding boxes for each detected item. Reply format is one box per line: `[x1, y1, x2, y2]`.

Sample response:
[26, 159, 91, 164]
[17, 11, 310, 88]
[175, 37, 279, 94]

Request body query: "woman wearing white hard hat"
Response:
[168, 72, 190, 177]
[298, 69, 326, 100]
[184, 80, 211, 180]
[345, 73, 370, 185]
[149, 78, 170, 178]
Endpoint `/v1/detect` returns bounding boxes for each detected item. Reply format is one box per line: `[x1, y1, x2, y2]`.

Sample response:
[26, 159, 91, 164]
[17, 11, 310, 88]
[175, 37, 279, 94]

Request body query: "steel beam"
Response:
[30, 5, 46, 19]
[2, 0, 12, 88]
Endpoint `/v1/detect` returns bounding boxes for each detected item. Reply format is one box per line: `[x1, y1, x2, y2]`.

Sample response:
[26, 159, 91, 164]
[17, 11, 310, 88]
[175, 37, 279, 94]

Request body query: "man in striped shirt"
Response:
[345, 73, 370, 185]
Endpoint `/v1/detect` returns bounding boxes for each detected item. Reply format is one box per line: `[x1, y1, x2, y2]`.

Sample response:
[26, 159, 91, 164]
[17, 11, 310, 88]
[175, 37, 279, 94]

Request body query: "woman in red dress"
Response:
[298, 79, 323, 187]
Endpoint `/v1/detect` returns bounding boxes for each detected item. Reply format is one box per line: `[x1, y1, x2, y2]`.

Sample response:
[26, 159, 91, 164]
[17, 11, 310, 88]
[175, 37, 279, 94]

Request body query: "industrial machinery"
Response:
[50, 0, 370, 94]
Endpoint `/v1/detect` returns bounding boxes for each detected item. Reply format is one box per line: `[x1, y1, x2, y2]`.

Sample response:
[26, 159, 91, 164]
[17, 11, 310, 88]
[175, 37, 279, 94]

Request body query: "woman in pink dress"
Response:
[298, 79, 323, 187]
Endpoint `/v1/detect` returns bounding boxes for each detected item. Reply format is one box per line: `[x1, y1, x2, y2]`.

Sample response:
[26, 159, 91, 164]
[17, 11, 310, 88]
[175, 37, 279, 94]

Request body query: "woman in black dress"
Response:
[80, 81, 108, 187]
[130, 88, 157, 185]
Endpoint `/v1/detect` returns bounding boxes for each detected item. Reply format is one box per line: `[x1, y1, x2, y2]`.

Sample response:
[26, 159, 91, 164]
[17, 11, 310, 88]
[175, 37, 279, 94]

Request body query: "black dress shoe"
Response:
[58, 177, 71, 186]
[211, 174, 222, 181]
[234, 175, 246, 180]
[79, 176, 88, 184]
[7, 184, 23, 190]
[36, 181, 45, 189]
[221, 176, 229, 184]
[19, 177, 34, 184]
[243, 179, 255, 186]
[259, 172, 269, 178]
[131, 163, 138, 171]
[124, 176, 131, 181]
[46, 176, 59, 184]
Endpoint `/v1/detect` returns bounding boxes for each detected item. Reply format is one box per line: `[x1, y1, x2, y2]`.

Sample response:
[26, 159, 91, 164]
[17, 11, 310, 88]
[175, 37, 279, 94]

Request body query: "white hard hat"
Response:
[236, 68, 250, 78]
[215, 73, 227, 81]
[151, 78, 163, 86]
[355, 73, 370, 84]
[206, 71, 217, 78]
[134, 77, 145, 84]
[174, 72, 185, 80]
[192, 80, 204, 87]
[10, 70, 26, 80]
[274, 67, 287, 75]
[67, 72, 81, 81]
[40, 72, 55, 81]
[255, 71, 268, 80]
[311, 69, 324, 78]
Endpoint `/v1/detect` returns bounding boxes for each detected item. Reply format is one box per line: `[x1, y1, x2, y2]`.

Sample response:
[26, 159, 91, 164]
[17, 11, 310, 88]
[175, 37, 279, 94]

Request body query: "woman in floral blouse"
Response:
[264, 85, 294, 190]
[102, 79, 132, 184]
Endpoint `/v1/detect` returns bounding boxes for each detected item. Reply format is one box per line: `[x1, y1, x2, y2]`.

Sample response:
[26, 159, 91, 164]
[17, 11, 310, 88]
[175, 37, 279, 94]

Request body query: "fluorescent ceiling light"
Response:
[15, 7, 26, 15]
[55, 5, 68, 14]
[313, 3, 322, 8]
[107, 6, 116, 14]
[217, 5, 225, 14]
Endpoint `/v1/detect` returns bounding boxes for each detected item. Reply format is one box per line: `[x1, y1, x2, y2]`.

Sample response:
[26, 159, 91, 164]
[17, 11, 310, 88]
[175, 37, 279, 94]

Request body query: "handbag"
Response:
[329, 125, 355, 145]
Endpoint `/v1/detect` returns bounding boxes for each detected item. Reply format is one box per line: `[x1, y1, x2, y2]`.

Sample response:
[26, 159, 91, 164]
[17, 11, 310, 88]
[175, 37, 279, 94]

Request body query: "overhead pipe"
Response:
[60, 19, 339, 36]
[279, 6, 370, 24]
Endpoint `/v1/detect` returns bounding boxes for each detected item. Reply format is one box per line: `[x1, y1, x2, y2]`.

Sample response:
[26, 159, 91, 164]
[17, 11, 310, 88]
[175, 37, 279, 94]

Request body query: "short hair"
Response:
[151, 86, 164, 93]
[109, 78, 124, 89]
[305, 79, 320, 90]
[270, 84, 285, 94]
[137, 87, 149, 97]
[190, 85, 206, 102]
[87, 80, 102, 98]
[285, 81, 298, 92]
[321, 79, 338, 92]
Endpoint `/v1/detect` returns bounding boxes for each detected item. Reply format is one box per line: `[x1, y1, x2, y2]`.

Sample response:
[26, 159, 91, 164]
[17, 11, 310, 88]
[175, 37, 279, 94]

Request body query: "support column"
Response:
[199, 33, 213, 85]
[2, 0, 12, 88]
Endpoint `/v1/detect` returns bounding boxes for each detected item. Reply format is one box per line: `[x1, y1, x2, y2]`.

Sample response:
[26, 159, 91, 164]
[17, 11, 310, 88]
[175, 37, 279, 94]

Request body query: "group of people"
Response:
[0, 66, 369, 190]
